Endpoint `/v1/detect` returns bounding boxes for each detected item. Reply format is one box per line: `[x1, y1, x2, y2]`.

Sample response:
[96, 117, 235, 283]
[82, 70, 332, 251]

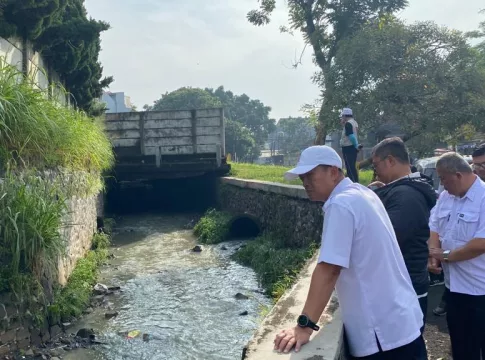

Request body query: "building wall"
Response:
[102, 92, 133, 113]
[0, 36, 67, 105]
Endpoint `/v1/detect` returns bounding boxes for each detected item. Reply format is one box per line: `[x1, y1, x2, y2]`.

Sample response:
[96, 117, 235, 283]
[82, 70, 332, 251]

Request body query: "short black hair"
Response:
[472, 143, 485, 158]
[372, 137, 410, 164]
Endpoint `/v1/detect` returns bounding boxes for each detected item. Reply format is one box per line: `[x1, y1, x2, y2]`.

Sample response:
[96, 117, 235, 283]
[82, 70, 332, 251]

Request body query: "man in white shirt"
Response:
[428, 152, 485, 360]
[274, 145, 426, 359]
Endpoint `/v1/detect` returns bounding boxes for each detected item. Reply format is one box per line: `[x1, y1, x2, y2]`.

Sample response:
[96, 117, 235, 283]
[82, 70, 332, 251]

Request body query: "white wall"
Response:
[0, 36, 67, 105]
[101, 92, 133, 113]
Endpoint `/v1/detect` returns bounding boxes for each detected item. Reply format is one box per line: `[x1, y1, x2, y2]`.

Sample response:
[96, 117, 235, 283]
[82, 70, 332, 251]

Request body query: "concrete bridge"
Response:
[218, 177, 348, 360]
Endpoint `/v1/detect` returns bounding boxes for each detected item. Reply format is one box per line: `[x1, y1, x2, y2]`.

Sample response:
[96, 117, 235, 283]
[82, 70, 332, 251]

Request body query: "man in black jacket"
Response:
[369, 137, 437, 331]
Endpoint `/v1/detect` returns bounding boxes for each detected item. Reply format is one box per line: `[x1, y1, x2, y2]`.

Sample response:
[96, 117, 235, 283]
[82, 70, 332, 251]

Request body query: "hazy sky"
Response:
[84, 0, 483, 120]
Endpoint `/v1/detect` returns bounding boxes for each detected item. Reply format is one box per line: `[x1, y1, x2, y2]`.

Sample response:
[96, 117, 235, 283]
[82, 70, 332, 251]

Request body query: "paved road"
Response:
[424, 285, 451, 360]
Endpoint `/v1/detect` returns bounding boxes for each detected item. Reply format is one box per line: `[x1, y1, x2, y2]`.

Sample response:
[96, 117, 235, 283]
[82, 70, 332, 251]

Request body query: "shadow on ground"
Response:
[425, 285, 451, 360]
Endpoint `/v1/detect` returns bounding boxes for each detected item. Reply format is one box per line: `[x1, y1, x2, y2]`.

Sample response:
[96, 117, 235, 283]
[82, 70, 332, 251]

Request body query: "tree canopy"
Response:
[247, 0, 409, 143]
[150, 87, 276, 162]
[326, 19, 485, 155]
[275, 117, 315, 155]
[0, 0, 112, 114]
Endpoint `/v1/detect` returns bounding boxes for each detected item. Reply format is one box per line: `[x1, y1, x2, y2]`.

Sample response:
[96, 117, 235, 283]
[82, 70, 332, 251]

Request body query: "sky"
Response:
[84, 0, 483, 120]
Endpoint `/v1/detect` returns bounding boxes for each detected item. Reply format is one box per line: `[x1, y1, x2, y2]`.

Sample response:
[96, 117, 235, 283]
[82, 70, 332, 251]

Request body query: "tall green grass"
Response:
[0, 170, 66, 299]
[232, 233, 318, 301]
[0, 58, 113, 174]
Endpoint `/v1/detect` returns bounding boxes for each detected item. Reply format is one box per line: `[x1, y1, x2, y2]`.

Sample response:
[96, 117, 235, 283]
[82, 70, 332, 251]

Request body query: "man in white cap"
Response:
[273, 145, 427, 359]
[340, 107, 360, 183]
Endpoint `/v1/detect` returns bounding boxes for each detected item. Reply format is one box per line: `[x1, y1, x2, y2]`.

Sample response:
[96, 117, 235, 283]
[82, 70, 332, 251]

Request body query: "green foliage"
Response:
[206, 86, 277, 155]
[229, 162, 374, 186]
[0, 61, 114, 177]
[0, 170, 65, 298]
[152, 87, 222, 110]
[92, 232, 111, 251]
[247, 0, 409, 143]
[232, 233, 318, 300]
[193, 209, 232, 244]
[327, 19, 485, 152]
[275, 117, 315, 156]
[150, 86, 276, 162]
[0, 0, 112, 114]
[50, 246, 109, 321]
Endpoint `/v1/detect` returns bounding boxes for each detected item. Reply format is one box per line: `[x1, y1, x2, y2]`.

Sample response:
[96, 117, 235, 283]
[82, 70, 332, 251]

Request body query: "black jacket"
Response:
[374, 174, 437, 295]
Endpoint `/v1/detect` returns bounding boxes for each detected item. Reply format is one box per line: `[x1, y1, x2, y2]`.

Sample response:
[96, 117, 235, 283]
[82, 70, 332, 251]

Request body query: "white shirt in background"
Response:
[429, 177, 485, 295]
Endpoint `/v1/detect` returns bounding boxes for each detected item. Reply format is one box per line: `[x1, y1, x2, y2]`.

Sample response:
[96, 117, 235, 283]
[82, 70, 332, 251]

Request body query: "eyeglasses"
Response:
[472, 162, 485, 170]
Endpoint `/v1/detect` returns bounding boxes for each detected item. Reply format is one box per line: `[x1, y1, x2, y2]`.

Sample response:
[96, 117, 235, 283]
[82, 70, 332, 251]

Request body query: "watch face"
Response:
[297, 315, 308, 327]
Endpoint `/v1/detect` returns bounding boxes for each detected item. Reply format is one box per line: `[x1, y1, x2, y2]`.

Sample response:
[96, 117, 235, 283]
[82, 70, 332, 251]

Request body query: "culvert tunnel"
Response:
[227, 215, 262, 239]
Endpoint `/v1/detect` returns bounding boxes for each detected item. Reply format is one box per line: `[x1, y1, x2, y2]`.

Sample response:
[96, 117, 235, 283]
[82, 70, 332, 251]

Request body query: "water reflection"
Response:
[64, 214, 270, 360]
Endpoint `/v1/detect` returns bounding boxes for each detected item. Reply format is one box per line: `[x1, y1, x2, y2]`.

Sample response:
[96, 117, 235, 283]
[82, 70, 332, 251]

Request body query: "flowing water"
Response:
[64, 214, 270, 360]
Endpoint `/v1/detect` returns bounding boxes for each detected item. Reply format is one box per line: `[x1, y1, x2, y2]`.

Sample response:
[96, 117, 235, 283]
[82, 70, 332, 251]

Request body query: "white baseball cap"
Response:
[284, 146, 343, 180]
[340, 108, 353, 117]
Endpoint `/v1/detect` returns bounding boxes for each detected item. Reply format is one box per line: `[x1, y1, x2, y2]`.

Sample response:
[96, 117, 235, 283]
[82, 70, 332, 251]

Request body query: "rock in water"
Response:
[93, 283, 109, 295]
[76, 328, 95, 339]
[192, 245, 203, 252]
[105, 311, 119, 319]
[239, 311, 249, 316]
[235, 293, 249, 300]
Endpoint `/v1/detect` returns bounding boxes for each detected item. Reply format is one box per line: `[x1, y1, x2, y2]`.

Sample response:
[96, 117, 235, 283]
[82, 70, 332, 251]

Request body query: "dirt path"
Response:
[424, 285, 451, 360]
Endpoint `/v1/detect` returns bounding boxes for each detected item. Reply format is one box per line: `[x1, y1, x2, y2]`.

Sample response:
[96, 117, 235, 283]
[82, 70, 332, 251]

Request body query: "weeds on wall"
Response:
[232, 233, 318, 301]
[193, 210, 318, 302]
[193, 208, 232, 244]
[49, 231, 112, 323]
[0, 170, 66, 300]
[0, 59, 114, 196]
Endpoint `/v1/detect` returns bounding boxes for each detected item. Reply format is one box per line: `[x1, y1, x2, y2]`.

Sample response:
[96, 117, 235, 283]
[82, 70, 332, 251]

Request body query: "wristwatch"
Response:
[297, 314, 320, 331]
[443, 250, 451, 262]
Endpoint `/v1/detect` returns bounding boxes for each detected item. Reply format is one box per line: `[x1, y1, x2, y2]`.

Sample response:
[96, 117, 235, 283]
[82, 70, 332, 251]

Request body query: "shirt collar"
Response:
[323, 177, 353, 211]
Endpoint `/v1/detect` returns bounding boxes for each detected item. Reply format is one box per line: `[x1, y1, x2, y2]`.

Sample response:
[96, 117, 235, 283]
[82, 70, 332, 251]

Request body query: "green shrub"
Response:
[50, 231, 111, 321]
[92, 232, 111, 251]
[0, 170, 66, 298]
[0, 59, 114, 175]
[193, 209, 232, 244]
[232, 233, 318, 301]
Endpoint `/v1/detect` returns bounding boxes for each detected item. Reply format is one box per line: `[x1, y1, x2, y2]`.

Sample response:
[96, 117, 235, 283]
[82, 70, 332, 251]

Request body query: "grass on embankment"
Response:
[48, 232, 112, 323]
[0, 59, 114, 193]
[232, 234, 317, 300]
[229, 162, 373, 186]
[193, 209, 317, 301]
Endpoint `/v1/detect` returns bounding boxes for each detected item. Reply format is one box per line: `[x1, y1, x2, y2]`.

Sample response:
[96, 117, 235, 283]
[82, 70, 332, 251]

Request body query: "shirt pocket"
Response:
[437, 208, 451, 233]
[456, 211, 480, 241]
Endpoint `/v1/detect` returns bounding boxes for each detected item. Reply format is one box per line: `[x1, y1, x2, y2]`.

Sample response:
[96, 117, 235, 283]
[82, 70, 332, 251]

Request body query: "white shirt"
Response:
[429, 176, 485, 295]
[319, 178, 423, 358]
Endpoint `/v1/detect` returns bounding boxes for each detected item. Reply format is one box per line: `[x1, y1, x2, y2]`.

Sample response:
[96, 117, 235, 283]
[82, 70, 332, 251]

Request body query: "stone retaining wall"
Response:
[219, 177, 323, 248]
[218, 177, 348, 359]
[0, 192, 101, 355]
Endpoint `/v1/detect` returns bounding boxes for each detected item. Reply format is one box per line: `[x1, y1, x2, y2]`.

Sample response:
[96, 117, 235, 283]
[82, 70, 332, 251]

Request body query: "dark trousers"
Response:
[446, 291, 485, 360]
[352, 335, 428, 360]
[418, 296, 428, 333]
[342, 146, 359, 183]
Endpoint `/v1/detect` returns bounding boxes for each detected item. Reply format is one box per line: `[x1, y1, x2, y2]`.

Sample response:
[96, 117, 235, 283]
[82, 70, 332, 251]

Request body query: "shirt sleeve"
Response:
[318, 203, 354, 268]
[429, 202, 439, 233]
[344, 122, 354, 136]
[473, 199, 485, 239]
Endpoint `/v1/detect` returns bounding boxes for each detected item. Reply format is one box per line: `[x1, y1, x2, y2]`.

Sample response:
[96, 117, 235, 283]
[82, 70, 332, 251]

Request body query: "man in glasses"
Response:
[368, 137, 436, 334]
[472, 143, 485, 181]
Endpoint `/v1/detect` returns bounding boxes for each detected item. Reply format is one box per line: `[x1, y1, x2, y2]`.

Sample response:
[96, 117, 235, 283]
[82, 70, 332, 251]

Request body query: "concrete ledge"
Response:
[243, 254, 345, 360]
[221, 177, 308, 200]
